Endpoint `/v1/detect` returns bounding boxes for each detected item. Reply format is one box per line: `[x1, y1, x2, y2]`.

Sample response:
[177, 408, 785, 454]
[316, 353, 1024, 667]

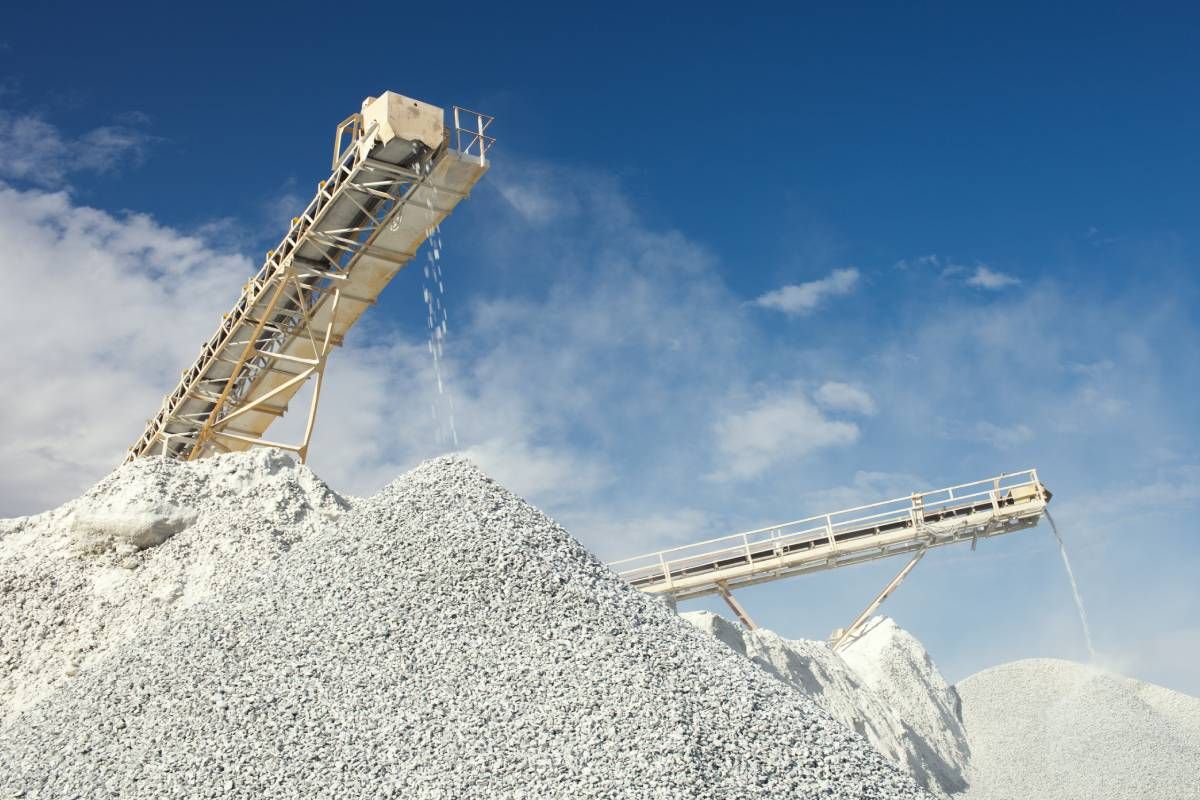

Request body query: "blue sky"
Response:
[1, 4, 1198, 693]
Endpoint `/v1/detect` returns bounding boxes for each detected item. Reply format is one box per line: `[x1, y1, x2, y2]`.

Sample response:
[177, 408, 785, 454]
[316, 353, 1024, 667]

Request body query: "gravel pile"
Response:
[1, 454, 929, 799]
[683, 612, 969, 797]
[840, 618, 970, 797]
[956, 658, 1200, 800]
[0, 448, 346, 724]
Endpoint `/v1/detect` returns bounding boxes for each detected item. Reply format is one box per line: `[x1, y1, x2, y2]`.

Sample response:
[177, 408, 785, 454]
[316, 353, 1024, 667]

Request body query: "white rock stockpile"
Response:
[682, 612, 970, 798]
[840, 618, 971, 797]
[682, 614, 1200, 800]
[0, 453, 929, 799]
[957, 658, 1200, 800]
[0, 448, 346, 725]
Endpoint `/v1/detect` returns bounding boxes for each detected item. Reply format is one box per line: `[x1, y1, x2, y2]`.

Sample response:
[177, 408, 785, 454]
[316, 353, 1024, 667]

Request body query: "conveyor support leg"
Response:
[830, 547, 927, 652]
[715, 581, 757, 631]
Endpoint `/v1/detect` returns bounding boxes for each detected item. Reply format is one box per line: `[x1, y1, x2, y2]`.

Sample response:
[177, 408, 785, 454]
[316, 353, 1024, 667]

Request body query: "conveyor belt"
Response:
[610, 470, 1050, 601]
[125, 94, 493, 463]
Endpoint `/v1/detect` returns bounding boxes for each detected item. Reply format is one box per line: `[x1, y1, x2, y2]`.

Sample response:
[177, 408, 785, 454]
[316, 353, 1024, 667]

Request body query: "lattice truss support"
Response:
[125, 98, 493, 464]
[611, 471, 1051, 631]
[180, 277, 344, 462]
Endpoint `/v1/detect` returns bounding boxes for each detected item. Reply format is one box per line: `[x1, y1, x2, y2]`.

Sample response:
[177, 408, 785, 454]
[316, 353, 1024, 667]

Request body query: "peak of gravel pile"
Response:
[682, 611, 969, 797]
[956, 658, 1200, 800]
[0, 448, 346, 723]
[839, 618, 970, 796]
[1, 454, 929, 799]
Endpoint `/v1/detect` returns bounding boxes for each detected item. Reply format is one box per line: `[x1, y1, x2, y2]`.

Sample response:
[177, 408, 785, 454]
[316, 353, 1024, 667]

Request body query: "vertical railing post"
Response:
[477, 112, 486, 166]
[910, 493, 926, 531]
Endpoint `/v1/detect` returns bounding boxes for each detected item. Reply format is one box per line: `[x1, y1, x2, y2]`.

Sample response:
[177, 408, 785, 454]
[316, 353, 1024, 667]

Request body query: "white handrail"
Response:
[609, 469, 1042, 571]
[452, 106, 495, 166]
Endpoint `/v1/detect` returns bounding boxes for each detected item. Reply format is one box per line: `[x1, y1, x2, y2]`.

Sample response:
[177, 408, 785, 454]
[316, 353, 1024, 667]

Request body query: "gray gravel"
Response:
[1, 454, 930, 799]
[683, 612, 970, 797]
[956, 658, 1200, 800]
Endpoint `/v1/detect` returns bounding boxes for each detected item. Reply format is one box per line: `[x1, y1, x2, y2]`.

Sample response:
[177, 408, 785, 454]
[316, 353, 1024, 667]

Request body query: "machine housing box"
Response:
[361, 92, 445, 150]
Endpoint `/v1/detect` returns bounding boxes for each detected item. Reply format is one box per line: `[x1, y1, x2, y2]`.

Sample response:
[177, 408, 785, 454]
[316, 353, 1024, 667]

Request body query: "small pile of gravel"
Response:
[957, 658, 1200, 800]
[1, 454, 929, 799]
[683, 612, 970, 797]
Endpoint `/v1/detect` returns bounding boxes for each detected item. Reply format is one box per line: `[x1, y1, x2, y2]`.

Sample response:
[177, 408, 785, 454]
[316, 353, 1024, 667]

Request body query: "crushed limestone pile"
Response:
[682, 612, 969, 797]
[840, 618, 970, 796]
[956, 658, 1200, 800]
[0, 453, 929, 799]
[0, 448, 346, 724]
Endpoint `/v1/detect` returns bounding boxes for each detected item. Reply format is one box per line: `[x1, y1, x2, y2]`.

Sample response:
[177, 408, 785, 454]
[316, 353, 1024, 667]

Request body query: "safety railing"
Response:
[610, 470, 1047, 587]
[452, 106, 495, 166]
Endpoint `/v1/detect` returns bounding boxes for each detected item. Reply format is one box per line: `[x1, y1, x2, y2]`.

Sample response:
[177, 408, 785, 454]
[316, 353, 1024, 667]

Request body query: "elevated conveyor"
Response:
[610, 470, 1051, 607]
[126, 94, 493, 463]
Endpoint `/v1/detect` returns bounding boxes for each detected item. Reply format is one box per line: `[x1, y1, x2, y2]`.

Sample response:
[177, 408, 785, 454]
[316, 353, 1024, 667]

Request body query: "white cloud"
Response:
[1061, 464, 1200, 514]
[0, 183, 253, 513]
[939, 263, 968, 278]
[894, 254, 941, 271]
[566, 508, 716, 562]
[966, 265, 1020, 290]
[815, 381, 877, 416]
[496, 182, 565, 224]
[0, 112, 153, 186]
[710, 385, 860, 481]
[493, 165, 581, 224]
[461, 437, 611, 505]
[752, 267, 860, 315]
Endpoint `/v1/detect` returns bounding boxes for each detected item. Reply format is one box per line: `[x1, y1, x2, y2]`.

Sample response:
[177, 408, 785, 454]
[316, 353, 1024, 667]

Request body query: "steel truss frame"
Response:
[611, 470, 1051, 606]
[126, 106, 493, 464]
[612, 470, 1051, 634]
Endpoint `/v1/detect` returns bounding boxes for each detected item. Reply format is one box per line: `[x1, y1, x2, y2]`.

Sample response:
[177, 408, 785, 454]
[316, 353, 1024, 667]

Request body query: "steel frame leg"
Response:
[715, 581, 757, 630]
[830, 547, 927, 652]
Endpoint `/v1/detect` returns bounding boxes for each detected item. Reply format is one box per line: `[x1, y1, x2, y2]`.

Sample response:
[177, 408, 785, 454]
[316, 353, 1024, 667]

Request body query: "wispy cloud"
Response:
[898, 254, 1020, 292]
[752, 267, 860, 315]
[492, 165, 582, 224]
[966, 264, 1020, 290]
[894, 254, 941, 271]
[709, 384, 860, 481]
[462, 437, 612, 505]
[568, 508, 718, 562]
[815, 381, 877, 416]
[0, 111, 154, 186]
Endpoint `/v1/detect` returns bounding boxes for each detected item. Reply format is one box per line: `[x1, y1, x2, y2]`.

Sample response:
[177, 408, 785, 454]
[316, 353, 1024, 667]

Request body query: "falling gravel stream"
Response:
[1045, 511, 1095, 660]
[420, 159, 458, 447]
